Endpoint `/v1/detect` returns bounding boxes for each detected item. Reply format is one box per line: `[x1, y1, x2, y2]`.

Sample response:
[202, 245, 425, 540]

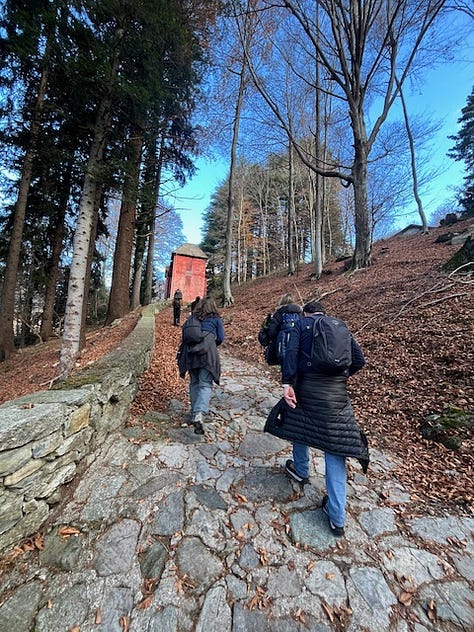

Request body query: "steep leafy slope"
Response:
[221, 219, 473, 513]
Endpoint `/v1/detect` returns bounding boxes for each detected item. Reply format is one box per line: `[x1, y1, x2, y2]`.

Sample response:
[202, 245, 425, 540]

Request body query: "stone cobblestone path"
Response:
[1, 350, 473, 631]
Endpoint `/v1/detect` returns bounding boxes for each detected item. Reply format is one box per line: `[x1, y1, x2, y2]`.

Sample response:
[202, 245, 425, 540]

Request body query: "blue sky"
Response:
[174, 25, 474, 245]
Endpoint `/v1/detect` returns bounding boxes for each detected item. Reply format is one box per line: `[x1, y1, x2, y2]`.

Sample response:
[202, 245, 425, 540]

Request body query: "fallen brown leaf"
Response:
[399, 591, 414, 606]
[57, 526, 81, 540]
[427, 599, 438, 622]
[137, 595, 153, 610]
[322, 602, 335, 623]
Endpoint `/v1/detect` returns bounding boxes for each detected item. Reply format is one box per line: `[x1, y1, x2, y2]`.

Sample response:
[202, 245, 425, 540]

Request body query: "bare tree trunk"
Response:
[131, 248, 144, 309]
[397, 77, 428, 233]
[0, 66, 48, 360]
[287, 139, 296, 275]
[223, 62, 246, 305]
[40, 164, 71, 341]
[351, 117, 372, 269]
[59, 116, 109, 375]
[59, 26, 124, 378]
[131, 251, 143, 311]
[143, 222, 155, 305]
[144, 137, 164, 305]
[79, 191, 100, 350]
[106, 128, 143, 324]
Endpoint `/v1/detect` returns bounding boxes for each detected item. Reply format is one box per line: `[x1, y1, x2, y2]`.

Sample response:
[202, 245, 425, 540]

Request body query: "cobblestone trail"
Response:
[1, 351, 473, 631]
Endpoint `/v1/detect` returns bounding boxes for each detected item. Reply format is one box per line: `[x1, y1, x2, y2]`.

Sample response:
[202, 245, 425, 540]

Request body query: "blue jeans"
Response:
[293, 442, 347, 527]
[189, 368, 213, 415]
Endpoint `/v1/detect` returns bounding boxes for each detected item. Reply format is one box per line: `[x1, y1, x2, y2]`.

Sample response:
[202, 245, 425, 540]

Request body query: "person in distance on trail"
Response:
[190, 295, 201, 314]
[264, 300, 368, 537]
[172, 289, 183, 326]
[258, 293, 302, 365]
[178, 296, 225, 435]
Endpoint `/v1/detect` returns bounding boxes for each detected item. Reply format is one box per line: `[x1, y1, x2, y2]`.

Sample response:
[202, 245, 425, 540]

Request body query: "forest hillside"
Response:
[1, 219, 473, 515]
[134, 218, 474, 516]
[225, 220, 473, 513]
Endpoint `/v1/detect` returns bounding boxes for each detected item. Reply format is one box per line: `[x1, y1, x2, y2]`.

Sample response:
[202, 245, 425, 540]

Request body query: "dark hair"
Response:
[194, 296, 220, 320]
[303, 301, 326, 314]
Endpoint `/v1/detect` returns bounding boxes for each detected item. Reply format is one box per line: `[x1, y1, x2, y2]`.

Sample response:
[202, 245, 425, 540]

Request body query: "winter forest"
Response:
[0, 0, 473, 376]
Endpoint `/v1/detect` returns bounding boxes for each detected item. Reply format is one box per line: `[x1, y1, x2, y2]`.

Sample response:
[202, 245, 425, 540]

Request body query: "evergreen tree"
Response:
[448, 86, 474, 217]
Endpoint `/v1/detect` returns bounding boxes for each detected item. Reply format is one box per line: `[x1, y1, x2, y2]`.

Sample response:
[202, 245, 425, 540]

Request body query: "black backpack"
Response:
[306, 315, 352, 374]
[258, 313, 272, 347]
[276, 311, 300, 364]
[258, 314, 279, 365]
[182, 315, 203, 345]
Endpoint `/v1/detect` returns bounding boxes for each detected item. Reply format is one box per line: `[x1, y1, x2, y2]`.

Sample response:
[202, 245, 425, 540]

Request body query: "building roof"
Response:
[392, 224, 433, 237]
[172, 243, 208, 259]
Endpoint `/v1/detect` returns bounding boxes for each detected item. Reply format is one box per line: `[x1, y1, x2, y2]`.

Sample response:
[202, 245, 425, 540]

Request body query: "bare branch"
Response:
[420, 290, 474, 308]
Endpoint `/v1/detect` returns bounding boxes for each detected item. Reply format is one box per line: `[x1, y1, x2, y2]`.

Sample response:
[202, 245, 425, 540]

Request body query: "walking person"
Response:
[173, 289, 183, 326]
[265, 300, 368, 536]
[258, 293, 302, 365]
[177, 297, 225, 435]
[190, 295, 201, 313]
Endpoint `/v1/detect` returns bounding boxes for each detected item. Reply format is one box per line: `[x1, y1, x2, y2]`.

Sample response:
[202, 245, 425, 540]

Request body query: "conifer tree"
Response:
[448, 86, 474, 217]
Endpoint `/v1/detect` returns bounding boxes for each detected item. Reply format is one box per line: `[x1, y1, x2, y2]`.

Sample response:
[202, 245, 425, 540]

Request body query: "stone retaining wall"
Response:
[0, 304, 157, 553]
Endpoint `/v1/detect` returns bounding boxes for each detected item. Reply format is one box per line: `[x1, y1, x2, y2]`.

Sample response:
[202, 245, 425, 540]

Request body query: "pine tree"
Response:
[448, 86, 474, 217]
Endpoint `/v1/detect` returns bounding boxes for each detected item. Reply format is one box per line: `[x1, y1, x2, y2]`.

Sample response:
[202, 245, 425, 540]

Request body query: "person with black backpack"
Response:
[258, 294, 302, 366]
[264, 300, 369, 537]
[177, 297, 225, 435]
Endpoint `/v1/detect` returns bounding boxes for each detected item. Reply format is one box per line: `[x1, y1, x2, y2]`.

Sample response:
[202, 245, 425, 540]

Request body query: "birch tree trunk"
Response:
[59, 27, 124, 378]
[79, 191, 101, 351]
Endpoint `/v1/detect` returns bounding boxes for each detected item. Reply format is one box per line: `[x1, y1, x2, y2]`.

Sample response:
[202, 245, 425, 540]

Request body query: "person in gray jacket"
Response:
[265, 300, 368, 536]
[177, 297, 224, 435]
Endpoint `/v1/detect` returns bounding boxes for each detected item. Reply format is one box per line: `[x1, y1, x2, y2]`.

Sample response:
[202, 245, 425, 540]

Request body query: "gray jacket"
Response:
[177, 331, 221, 384]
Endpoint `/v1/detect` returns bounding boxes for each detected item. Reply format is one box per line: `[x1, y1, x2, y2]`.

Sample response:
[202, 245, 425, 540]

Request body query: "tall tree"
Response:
[239, 0, 448, 270]
[105, 126, 143, 324]
[448, 85, 474, 217]
[396, 76, 428, 232]
[58, 13, 125, 377]
[0, 0, 55, 358]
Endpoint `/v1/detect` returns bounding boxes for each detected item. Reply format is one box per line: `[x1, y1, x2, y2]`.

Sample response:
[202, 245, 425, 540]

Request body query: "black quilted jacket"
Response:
[264, 373, 369, 472]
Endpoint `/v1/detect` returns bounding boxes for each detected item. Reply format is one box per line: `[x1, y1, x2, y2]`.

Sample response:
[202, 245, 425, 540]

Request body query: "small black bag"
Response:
[264, 339, 279, 365]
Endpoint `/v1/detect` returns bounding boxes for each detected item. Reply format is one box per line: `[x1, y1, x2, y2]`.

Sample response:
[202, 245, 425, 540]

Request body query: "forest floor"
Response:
[1, 218, 473, 516]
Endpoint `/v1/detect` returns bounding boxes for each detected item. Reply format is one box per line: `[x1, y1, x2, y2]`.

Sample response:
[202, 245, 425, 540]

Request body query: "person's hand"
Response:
[283, 384, 297, 408]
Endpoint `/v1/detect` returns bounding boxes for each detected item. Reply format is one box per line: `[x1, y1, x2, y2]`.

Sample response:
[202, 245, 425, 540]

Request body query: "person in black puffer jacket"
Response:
[264, 300, 368, 537]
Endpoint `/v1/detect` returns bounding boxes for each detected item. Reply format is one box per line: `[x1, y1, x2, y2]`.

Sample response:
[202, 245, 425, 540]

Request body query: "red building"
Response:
[164, 244, 207, 303]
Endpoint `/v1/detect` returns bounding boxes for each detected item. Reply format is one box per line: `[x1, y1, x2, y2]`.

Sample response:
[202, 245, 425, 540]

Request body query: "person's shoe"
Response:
[321, 495, 345, 537]
[193, 412, 204, 434]
[285, 460, 309, 485]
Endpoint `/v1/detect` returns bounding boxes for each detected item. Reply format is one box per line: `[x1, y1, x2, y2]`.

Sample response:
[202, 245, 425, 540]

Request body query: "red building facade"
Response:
[164, 244, 207, 304]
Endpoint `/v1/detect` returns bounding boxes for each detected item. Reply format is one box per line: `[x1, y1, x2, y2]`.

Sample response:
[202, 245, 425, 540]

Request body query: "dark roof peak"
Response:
[173, 243, 207, 259]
